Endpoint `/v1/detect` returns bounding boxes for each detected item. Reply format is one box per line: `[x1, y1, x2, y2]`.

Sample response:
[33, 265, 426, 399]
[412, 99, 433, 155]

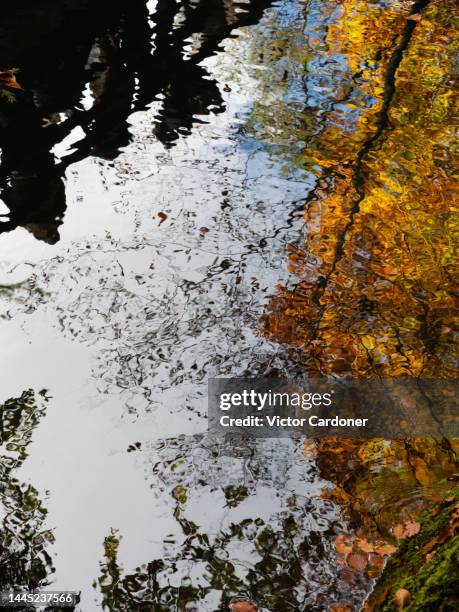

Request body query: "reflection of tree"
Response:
[0, 0, 272, 243]
[261, 0, 457, 379]
[96, 518, 324, 611]
[316, 438, 458, 540]
[94, 435, 368, 610]
[255, 0, 459, 556]
[0, 389, 73, 611]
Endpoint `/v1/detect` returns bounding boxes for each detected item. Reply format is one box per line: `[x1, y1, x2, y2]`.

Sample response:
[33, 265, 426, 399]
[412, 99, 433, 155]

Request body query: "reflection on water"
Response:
[0, 0, 457, 610]
[0, 391, 55, 597]
[261, 0, 458, 378]
[317, 438, 458, 537]
[96, 436, 362, 611]
[0, 0, 271, 243]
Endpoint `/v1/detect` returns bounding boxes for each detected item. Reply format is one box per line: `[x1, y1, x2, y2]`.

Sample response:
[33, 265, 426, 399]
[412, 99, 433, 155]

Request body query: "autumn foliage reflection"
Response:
[262, 0, 458, 378]
[259, 2, 459, 584]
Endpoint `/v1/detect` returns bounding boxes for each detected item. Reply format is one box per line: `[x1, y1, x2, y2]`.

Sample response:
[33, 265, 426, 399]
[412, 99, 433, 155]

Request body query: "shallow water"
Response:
[0, 0, 456, 610]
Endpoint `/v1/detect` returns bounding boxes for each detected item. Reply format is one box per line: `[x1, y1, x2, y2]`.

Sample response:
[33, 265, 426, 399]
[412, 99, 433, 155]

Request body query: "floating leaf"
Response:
[347, 552, 367, 572]
[374, 543, 397, 556]
[335, 534, 353, 556]
[303, 439, 318, 459]
[393, 520, 421, 539]
[330, 604, 353, 612]
[356, 538, 375, 553]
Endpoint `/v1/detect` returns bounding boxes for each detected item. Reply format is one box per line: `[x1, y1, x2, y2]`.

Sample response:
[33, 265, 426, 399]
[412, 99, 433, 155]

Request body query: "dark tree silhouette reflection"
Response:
[0, 0, 272, 243]
[92, 435, 361, 611]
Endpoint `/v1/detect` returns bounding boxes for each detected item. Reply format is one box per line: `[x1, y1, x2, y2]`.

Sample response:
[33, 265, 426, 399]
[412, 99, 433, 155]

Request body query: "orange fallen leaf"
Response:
[403, 520, 420, 538]
[303, 440, 318, 459]
[423, 524, 455, 556]
[374, 543, 397, 556]
[330, 603, 353, 612]
[0, 70, 22, 89]
[423, 536, 439, 557]
[367, 552, 384, 575]
[335, 534, 353, 556]
[394, 588, 411, 610]
[407, 13, 422, 21]
[423, 502, 459, 557]
[339, 567, 358, 585]
[347, 552, 367, 572]
[356, 538, 375, 553]
[229, 602, 257, 612]
[393, 520, 421, 539]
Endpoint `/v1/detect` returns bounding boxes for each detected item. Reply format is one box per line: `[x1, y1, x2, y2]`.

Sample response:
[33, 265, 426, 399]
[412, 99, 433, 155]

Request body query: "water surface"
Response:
[0, 0, 457, 610]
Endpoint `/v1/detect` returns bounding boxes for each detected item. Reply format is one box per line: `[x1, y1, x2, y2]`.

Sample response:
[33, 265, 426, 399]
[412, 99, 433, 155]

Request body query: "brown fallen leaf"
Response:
[393, 520, 421, 539]
[229, 601, 257, 612]
[403, 520, 421, 538]
[356, 538, 375, 553]
[423, 536, 439, 557]
[347, 552, 367, 572]
[423, 502, 459, 557]
[407, 13, 422, 22]
[0, 70, 22, 89]
[330, 603, 353, 612]
[363, 585, 391, 612]
[158, 212, 168, 225]
[374, 543, 397, 556]
[423, 524, 454, 556]
[303, 439, 318, 459]
[394, 588, 411, 610]
[367, 552, 384, 577]
[339, 567, 358, 586]
[335, 534, 353, 556]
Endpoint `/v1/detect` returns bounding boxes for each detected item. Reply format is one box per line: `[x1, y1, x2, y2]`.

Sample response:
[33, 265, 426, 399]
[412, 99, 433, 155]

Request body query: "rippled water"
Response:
[0, 2, 365, 610]
[0, 0, 456, 610]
